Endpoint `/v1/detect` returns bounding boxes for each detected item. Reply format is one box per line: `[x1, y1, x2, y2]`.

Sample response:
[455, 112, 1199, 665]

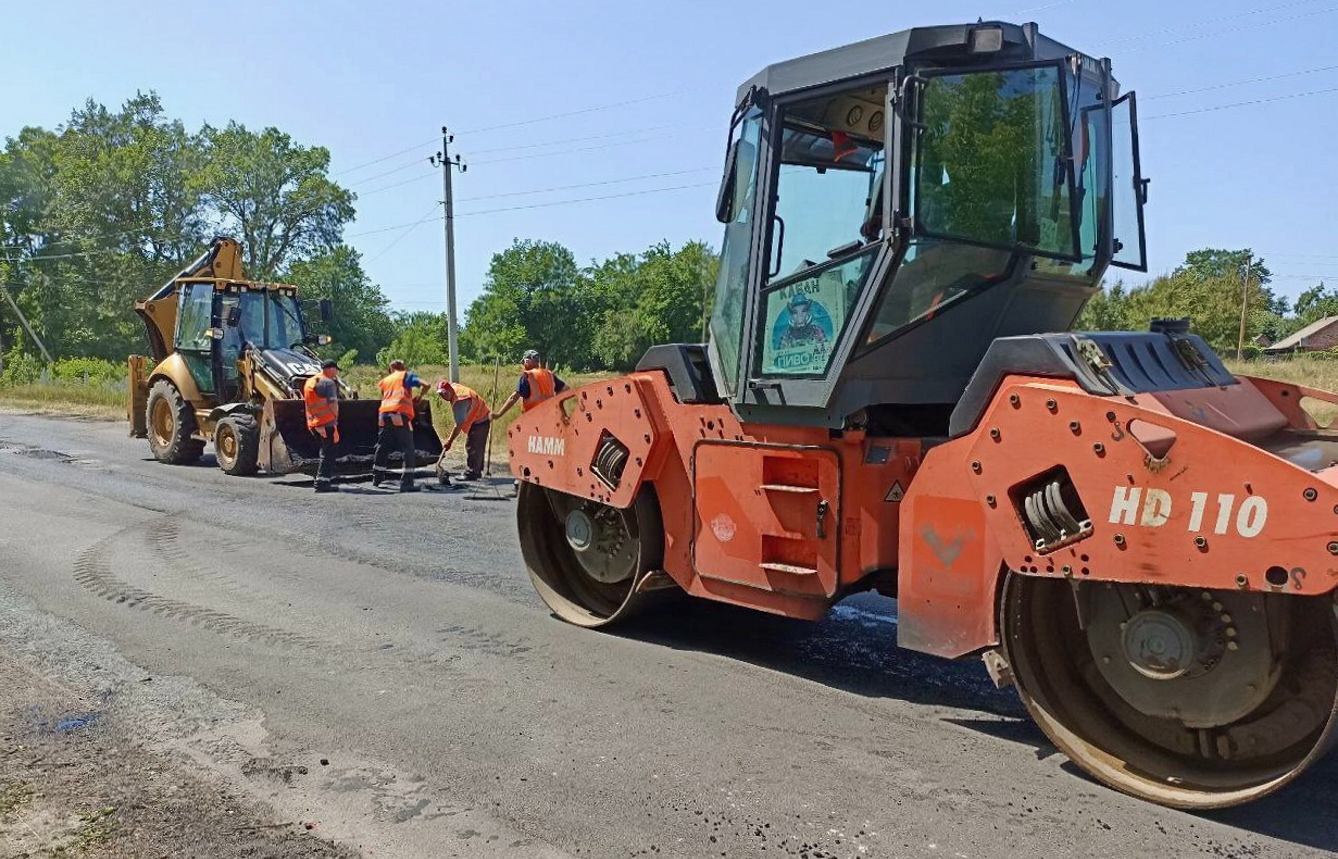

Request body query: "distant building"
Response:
[1264, 316, 1338, 356]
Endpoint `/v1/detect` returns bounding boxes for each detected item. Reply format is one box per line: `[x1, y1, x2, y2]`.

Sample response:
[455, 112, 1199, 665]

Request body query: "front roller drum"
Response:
[1002, 574, 1338, 808]
[517, 483, 670, 628]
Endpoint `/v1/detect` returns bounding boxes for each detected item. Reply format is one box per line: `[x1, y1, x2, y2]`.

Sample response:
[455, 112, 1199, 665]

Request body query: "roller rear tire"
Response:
[1003, 574, 1338, 808]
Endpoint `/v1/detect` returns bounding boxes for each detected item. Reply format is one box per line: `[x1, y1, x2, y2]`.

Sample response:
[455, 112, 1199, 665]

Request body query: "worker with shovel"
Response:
[435, 380, 491, 482]
[373, 359, 431, 492]
[303, 359, 342, 494]
[491, 350, 568, 420]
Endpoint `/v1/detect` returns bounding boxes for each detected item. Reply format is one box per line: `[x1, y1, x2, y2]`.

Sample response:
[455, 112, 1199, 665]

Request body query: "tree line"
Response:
[4, 94, 1335, 381]
[1079, 249, 1336, 356]
[0, 92, 718, 377]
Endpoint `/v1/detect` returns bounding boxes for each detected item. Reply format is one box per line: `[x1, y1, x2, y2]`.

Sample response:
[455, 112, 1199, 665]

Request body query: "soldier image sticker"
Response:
[885, 481, 905, 503]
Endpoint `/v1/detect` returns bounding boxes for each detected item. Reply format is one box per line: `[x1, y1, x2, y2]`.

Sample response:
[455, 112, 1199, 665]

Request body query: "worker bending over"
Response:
[373, 359, 431, 492]
[303, 359, 342, 494]
[491, 350, 568, 420]
[436, 380, 491, 481]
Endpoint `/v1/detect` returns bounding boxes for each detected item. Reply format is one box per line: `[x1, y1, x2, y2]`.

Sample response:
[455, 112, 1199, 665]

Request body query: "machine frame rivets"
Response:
[1304, 488, 1319, 502]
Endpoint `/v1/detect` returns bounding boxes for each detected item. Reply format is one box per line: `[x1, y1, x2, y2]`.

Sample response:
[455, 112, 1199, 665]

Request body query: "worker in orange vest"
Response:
[491, 350, 568, 420]
[303, 359, 342, 494]
[436, 380, 491, 481]
[372, 359, 431, 491]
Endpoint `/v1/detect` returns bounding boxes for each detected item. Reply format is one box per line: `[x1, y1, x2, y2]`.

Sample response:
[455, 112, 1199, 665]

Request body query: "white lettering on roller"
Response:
[1108, 486, 1142, 525]
[1236, 496, 1268, 538]
[1214, 494, 1236, 536]
[1140, 489, 1172, 527]
[1187, 492, 1209, 533]
[527, 436, 566, 457]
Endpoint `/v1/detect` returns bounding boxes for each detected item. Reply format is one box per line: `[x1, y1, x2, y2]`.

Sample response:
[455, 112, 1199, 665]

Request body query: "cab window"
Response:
[756, 86, 886, 377]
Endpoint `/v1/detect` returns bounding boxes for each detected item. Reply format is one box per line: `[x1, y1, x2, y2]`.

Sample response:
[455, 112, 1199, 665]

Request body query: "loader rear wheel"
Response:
[146, 380, 204, 465]
[214, 414, 260, 476]
[518, 483, 666, 628]
[1003, 574, 1338, 808]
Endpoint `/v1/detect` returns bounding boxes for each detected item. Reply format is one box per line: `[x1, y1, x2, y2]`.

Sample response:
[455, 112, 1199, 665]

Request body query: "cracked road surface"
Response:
[1, 412, 1336, 858]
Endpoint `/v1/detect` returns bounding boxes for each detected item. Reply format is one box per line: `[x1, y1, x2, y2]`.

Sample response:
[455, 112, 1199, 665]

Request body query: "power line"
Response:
[1144, 63, 1338, 100]
[455, 168, 716, 203]
[456, 181, 717, 218]
[332, 91, 686, 178]
[363, 202, 441, 264]
[1105, 0, 1329, 43]
[345, 124, 684, 192]
[346, 167, 718, 236]
[1122, 4, 1338, 51]
[1141, 83, 1338, 120]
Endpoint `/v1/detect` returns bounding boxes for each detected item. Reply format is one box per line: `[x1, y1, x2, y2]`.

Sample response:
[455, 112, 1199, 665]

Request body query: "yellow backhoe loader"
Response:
[128, 238, 441, 475]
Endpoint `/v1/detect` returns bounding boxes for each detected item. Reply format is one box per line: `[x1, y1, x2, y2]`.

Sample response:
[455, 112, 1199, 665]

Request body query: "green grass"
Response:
[0, 382, 126, 420]
[0, 364, 617, 439]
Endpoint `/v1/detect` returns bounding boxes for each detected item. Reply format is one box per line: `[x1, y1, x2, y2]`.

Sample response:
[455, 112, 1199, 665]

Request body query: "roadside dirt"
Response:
[0, 649, 358, 859]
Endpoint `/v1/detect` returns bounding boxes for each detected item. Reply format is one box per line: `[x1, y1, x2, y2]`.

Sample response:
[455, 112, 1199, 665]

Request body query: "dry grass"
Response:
[0, 364, 617, 435]
[1226, 356, 1338, 426]
[342, 363, 615, 440]
[0, 383, 126, 420]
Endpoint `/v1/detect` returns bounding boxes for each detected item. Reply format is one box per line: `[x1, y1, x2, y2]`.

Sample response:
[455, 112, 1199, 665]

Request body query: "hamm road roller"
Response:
[507, 21, 1338, 807]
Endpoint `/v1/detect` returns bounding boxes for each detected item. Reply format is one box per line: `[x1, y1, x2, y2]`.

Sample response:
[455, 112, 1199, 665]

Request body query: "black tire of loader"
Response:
[146, 379, 204, 465]
[214, 414, 260, 476]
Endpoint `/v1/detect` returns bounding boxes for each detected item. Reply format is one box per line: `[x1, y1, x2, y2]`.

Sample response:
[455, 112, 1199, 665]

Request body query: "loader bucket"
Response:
[259, 398, 442, 475]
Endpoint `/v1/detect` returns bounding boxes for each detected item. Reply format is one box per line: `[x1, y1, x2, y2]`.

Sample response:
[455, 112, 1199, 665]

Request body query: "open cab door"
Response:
[1107, 91, 1149, 271]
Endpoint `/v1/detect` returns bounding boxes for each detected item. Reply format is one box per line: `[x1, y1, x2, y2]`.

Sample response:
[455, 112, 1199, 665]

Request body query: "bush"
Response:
[50, 357, 124, 385]
[0, 349, 43, 386]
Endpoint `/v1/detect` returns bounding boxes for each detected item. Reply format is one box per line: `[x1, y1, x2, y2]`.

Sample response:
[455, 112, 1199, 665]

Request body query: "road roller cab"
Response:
[507, 21, 1338, 808]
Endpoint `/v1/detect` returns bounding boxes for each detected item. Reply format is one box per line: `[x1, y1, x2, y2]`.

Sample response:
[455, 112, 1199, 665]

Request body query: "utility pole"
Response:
[1, 285, 53, 364]
[430, 127, 467, 383]
[1236, 253, 1253, 361]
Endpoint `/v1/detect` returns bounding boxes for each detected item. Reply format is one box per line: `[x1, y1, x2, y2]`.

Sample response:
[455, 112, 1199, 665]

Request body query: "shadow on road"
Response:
[616, 593, 1338, 853]
[618, 594, 1023, 717]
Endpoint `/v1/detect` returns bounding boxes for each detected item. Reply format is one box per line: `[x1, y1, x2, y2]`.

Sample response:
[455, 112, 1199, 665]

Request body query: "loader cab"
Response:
[706, 21, 1148, 433]
[173, 280, 314, 401]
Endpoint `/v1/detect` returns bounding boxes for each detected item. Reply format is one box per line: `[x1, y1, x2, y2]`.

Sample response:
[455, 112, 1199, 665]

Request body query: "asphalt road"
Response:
[0, 411, 1336, 859]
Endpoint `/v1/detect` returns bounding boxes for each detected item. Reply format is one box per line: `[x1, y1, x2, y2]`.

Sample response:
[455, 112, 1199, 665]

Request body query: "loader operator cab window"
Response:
[757, 87, 886, 377]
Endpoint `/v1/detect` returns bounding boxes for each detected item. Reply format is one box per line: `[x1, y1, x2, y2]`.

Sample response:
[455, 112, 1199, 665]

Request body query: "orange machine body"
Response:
[509, 370, 1338, 658]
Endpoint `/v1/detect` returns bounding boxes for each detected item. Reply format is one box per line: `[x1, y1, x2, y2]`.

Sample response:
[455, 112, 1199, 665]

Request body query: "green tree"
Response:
[284, 245, 393, 359]
[199, 122, 355, 280]
[1076, 281, 1131, 331]
[590, 241, 718, 370]
[1291, 283, 1338, 326]
[462, 239, 592, 368]
[376, 312, 449, 368]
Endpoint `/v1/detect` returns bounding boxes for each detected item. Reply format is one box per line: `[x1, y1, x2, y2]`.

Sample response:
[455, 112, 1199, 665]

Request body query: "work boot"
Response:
[371, 468, 389, 488]
[462, 471, 483, 481]
[399, 482, 420, 493]
[314, 482, 338, 494]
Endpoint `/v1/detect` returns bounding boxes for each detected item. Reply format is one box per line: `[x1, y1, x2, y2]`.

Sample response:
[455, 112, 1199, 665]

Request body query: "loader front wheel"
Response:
[517, 483, 667, 628]
[1003, 574, 1338, 808]
[146, 380, 204, 465]
[214, 414, 260, 476]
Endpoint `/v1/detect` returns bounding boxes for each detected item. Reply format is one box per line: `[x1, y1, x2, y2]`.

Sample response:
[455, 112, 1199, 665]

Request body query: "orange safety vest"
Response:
[451, 384, 491, 433]
[303, 375, 340, 441]
[521, 368, 557, 412]
[378, 370, 416, 421]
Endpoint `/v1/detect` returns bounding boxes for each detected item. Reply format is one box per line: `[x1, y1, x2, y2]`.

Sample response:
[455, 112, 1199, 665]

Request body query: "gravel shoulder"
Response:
[0, 648, 356, 858]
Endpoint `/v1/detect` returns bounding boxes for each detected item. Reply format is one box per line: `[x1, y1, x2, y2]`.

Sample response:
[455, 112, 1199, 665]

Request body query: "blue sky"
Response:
[4, 0, 1337, 314]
